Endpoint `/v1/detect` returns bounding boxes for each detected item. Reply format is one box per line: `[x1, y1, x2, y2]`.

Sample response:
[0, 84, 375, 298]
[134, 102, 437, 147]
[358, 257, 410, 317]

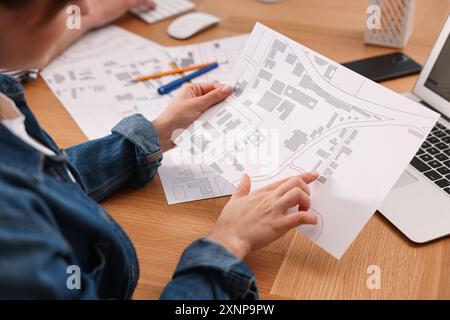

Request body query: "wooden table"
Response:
[24, 0, 449, 299]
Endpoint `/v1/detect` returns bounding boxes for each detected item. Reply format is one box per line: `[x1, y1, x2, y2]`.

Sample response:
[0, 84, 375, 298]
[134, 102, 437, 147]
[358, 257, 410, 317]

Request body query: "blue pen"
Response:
[157, 62, 219, 95]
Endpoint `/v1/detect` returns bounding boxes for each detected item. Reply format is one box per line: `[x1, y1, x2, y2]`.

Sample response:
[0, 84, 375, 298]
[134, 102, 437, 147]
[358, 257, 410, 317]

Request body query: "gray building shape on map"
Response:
[285, 129, 308, 152]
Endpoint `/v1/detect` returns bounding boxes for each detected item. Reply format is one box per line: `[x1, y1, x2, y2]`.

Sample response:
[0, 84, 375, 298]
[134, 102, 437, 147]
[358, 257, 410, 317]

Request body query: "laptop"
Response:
[380, 15, 450, 243]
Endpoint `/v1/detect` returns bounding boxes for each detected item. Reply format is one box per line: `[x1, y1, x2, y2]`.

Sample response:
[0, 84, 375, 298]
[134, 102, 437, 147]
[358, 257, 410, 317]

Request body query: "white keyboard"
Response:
[131, 0, 196, 24]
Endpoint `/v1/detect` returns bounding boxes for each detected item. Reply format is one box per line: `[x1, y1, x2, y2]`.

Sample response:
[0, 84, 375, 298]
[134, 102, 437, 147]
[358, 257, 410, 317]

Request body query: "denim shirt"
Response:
[0, 74, 258, 300]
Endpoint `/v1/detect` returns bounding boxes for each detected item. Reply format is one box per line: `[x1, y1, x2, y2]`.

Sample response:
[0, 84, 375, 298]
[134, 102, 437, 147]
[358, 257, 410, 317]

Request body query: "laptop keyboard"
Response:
[410, 122, 450, 196]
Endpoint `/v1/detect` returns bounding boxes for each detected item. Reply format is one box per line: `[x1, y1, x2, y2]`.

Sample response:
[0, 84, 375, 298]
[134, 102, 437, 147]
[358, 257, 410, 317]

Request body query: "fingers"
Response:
[275, 176, 311, 197]
[182, 83, 223, 97]
[258, 171, 319, 194]
[278, 211, 318, 232]
[275, 187, 311, 212]
[193, 85, 233, 111]
[195, 83, 223, 95]
[255, 176, 291, 193]
[231, 174, 251, 200]
[272, 173, 318, 212]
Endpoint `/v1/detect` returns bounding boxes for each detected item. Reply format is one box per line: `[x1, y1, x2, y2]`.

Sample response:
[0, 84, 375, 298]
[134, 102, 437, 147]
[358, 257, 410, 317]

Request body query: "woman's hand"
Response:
[153, 83, 233, 152]
[207, 172, 319, 259]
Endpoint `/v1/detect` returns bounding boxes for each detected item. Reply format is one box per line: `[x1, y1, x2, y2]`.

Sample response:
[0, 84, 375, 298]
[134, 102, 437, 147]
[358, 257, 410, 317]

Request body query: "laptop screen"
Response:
[424, 34, 450, 102]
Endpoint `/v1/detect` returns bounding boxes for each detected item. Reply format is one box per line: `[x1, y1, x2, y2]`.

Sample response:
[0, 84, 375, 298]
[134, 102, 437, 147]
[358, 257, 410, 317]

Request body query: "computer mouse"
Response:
[167, 12, 220, 40]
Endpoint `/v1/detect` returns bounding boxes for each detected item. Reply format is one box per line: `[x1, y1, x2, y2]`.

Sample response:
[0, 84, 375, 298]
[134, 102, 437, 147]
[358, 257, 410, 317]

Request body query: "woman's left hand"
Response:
[152, 83, 233, 152]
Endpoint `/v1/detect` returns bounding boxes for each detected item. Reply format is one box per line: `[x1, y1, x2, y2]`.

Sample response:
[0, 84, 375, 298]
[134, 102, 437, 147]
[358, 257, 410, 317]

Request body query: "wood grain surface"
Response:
[23, 0, 449, 299]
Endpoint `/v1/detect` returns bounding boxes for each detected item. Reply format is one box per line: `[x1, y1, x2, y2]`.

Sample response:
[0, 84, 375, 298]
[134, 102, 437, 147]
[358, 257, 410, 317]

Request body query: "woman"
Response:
[0, 0, 156, 82]
[0, 0, 318, 299]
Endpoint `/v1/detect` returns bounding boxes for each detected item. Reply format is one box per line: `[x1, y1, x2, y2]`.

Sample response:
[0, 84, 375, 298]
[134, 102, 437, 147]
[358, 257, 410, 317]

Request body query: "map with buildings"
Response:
[42, 26, 176, 139]
[176, 23, 439, 258]
[159, 148, 234, 204]
[166, 35, 248, 84]
[42, 26, 240, 204]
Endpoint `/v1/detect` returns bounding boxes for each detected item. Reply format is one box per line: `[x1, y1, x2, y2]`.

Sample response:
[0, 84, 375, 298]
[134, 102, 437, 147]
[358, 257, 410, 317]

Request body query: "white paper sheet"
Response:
[175, 23, 440, 258]
[41, 26, 237, 204]
[159, 35, 250, 203]
[166, 34, 249, 84]
[159, 149, 234, 204]
[41, 26, 175, 140]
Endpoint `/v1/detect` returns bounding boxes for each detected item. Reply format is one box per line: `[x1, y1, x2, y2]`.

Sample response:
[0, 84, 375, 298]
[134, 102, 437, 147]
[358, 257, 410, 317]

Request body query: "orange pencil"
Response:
[131, 62, 217, 82]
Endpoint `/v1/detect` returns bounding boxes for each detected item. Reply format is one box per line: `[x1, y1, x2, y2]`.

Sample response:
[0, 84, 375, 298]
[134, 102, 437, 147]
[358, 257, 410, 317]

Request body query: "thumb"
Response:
[231, 174, 251, 200]
[194, 85, 233, 112]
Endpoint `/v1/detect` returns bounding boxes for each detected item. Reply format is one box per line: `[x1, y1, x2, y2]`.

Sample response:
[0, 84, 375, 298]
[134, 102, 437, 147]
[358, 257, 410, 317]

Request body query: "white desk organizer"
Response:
[364, 0, 416, 48]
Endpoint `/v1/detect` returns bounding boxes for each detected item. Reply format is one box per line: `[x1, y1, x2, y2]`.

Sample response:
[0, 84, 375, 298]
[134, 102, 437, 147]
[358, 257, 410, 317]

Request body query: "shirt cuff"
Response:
[174, 238, 259, 300]
[112, 114, 162, 161]
[112, 114, 163, 187]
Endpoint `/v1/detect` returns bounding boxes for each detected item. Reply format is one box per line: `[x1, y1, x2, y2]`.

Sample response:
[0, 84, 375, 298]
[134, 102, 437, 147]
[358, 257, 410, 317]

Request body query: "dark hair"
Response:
[0, 0, 28, 9]
[0, 0, 72, 19]
[0, 0, 69, 8]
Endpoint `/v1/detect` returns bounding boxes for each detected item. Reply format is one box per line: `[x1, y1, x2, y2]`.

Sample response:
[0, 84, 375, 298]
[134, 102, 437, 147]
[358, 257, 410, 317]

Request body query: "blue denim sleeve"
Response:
[160, 238, 259, 300]
[66, 114, 162, 202]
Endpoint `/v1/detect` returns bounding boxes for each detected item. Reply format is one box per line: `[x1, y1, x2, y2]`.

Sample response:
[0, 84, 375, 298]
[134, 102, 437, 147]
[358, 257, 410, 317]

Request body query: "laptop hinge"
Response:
[420, 100, 450, 123]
